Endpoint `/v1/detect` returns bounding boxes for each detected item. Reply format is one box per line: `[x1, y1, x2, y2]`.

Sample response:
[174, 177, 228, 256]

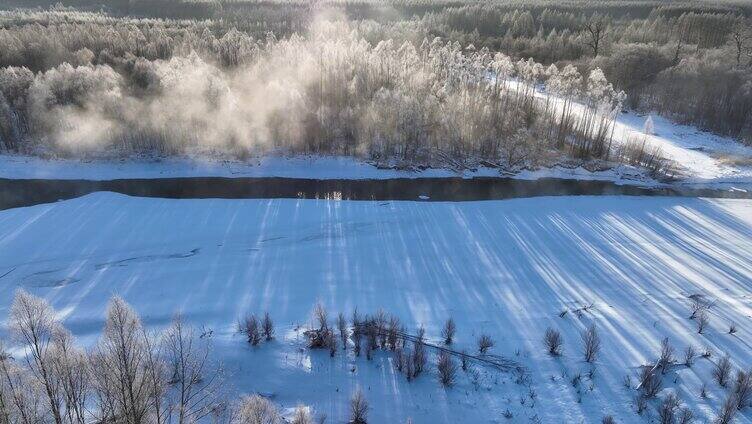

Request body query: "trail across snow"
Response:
[1, 193, 751, 423]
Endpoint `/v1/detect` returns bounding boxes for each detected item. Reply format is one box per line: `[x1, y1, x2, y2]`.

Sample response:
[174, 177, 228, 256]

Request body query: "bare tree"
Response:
[582, 13, 610, 57]
[0, 339, 47, 424]
[262, 313, 274, 341]
[639, 366, 661, 399]
[715, 394, 738, 424]
[728, 19, 752, 68]
[734, 369, 751, 410]
[659, 337, 675, 373]
[677, 407, 694, 424]
[291, 405, 312, 424]
[337, 313, 348, 349]
[9, 289, 65, 424]
[441, 318, 456, 345]
[49, 329, 89, 424]
[233, 395, 282, 424]
[436, 351, 457, 387]
[164, 315, 225, 423]
[242, 315, 261, 346]
[683, 345, 696, 367]
[477, 335, 494, 355]
[658, 392, 680, 424]
[714, 355, 732, 387]
[697, 310, 709, 334]
[544, 328, 563, 356]
[313, 303, 328, 332]
[581, 324, 600, 363]
[90, 297, 167, 424]
[349, 389, 368, 424]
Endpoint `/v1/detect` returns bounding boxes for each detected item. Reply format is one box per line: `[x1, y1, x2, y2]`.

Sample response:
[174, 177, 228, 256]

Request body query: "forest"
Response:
[0, 0, 750, 173]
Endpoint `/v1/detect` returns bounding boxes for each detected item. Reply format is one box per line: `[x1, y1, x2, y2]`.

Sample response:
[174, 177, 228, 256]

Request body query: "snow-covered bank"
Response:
[0, 153, 658, 185]
[1, 193, 751, 423]
[1, 103, 751, 190]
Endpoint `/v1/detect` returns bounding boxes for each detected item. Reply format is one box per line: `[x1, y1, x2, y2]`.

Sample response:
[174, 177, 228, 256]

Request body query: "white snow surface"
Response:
[1, 193, 751, 423]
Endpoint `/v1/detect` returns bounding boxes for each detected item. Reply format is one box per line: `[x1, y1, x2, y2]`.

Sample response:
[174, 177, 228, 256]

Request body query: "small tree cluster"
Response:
[1, 289, 231, 424]
[240, 312, 274, 346]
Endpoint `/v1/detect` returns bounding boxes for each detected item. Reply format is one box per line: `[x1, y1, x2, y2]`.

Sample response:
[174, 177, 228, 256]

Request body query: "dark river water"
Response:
[0, 177, 749, 210]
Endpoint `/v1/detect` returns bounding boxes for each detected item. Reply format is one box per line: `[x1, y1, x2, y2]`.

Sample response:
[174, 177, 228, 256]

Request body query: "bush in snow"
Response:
[441, 318, 456, 345]
[327, 330, 337, 357]
[657, 392, 680, 424]
[683, 345, 696, 367]
[544, 327, 564, 356]
[349, 389, 368, 424]
[602, 416, 615, 424]
[241, 314, 262, 345]
[337, 313, 348, 349]
[696, 310, 709, 334]
[477, 334, 494, 354]
[715, 394, 738, 424]
[714, 354, 732, 387]
[581, 324, 600, 363]
[411, 333, 426, 378]
[437, 351, 458, 387]
[659, 337, 675, 374]
[733, 369, 752, 410]
[291, 405, 313, 424]
[314, 303, 328, 332]
[235, 395, 282, 424]
[677, 407, 694, 424]
[639, 366, 662, 399]
[351, 310, 362, 357]
[262, 312, 274, 341]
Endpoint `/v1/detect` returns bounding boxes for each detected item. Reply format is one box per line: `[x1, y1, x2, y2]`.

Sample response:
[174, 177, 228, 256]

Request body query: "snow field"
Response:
[0, 193, 751, 422]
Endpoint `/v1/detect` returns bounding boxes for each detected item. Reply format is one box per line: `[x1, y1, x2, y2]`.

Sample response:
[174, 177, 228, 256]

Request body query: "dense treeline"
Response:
[0, 0, 750, 170]
[0, 9, 634, 171]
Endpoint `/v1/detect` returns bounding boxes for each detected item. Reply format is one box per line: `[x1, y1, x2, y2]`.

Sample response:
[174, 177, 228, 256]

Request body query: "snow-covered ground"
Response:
[1, 193, 751, 423]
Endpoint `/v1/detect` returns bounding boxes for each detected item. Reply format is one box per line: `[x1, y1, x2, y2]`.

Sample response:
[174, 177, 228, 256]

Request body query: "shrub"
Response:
[581, 324, 600, 363]
[659, 337, 675, 373]
[242, 314, 261, 345]
[714, 354, 732, 387]
[683, 345, 696, 367]
[734, 370, 752, 410]
[658, 392, 680, 424]
[697, 310, 709, 334]
[292, 405, 313, 424]
[715, 394, 737, 424]
[677, 407, 694, 424]
[349, 389, 368, 424]
[639, 366, 661, 398]
[441, 318, 456, 345]
[437, 351, 457, 387]
[477, 334, 494, 354]
[337, 313, 348, 349]
[262, 312, 274, 341]
[235, 395, 282, 424]
[544, 327, 564, 356]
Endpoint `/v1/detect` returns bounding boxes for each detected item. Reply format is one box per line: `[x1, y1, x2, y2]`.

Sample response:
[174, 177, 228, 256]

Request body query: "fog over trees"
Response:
[0, 0, 750, 170]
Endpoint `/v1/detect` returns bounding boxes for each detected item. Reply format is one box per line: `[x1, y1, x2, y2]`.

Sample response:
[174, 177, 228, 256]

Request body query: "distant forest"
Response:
[0, 0, 750, 172]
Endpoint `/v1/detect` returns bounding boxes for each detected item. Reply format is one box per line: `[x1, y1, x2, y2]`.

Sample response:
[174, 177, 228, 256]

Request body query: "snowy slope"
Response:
[1, 193, 751, 423]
